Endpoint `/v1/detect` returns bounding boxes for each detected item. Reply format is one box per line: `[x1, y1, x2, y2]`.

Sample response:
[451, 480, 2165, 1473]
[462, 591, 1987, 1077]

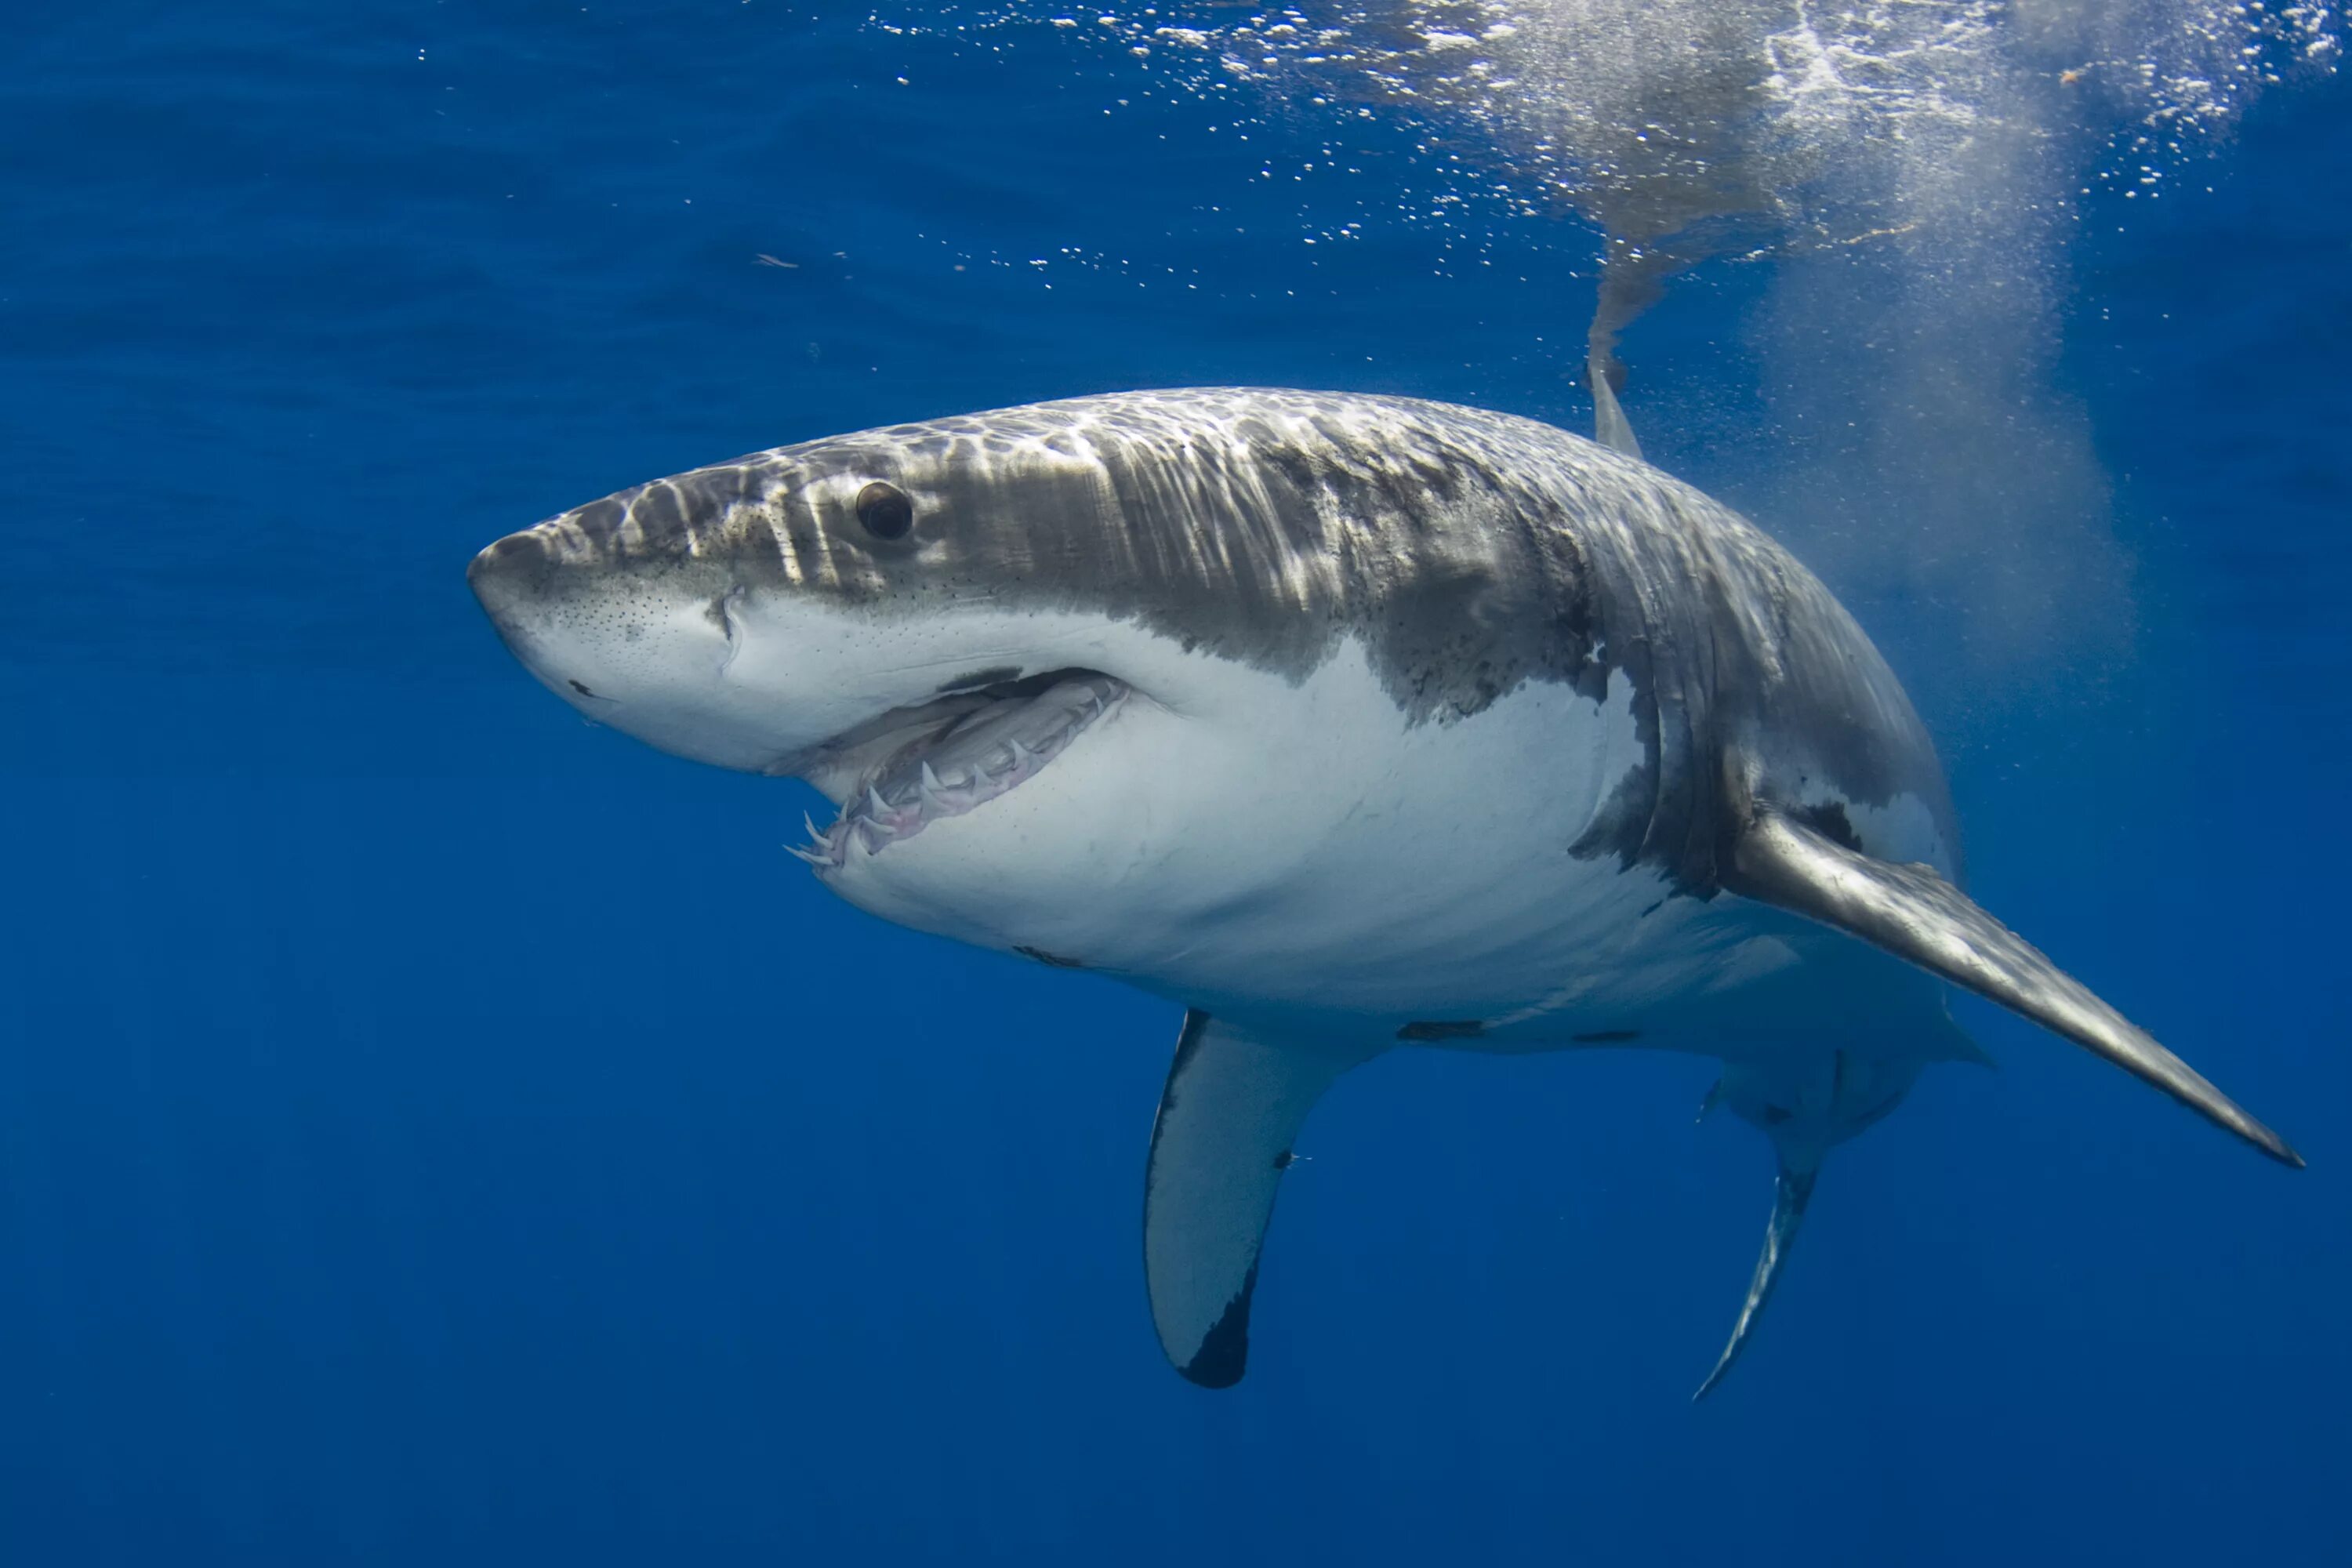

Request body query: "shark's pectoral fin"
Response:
[1143, 1011, 1376, 1388]
[1725, 805, 2301, 1167]
[1694, 1154, 1817, 1402]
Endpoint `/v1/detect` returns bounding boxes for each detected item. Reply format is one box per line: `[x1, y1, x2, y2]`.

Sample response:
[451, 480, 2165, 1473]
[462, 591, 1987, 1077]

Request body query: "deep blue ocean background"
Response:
[4, 5, 2347, 1563]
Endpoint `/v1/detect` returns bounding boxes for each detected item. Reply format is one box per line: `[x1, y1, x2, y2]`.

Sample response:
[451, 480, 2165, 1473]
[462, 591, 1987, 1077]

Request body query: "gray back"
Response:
[524, 388, 1958, 890]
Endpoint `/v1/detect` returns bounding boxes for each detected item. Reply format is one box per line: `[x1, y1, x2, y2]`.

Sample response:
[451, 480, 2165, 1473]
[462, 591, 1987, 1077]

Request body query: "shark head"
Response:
[467, 410, 1181, 906]
[470, 412, 1148, 766]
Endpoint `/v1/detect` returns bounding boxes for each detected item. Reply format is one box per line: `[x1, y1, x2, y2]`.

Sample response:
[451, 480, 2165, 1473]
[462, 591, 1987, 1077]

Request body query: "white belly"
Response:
[818, 628, 1897, 1045]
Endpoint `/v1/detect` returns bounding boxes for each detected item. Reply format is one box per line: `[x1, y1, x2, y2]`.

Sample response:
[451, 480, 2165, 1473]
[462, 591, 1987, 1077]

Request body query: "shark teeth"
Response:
[784, 676, 1127, 876]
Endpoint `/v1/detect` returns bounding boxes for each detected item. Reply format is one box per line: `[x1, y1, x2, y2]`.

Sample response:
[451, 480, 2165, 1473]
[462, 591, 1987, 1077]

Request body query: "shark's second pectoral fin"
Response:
[1726, 805, 2302, 1167]
[1143, 1012, 1377, 1388]
[1694, 1154, 1817, 1401]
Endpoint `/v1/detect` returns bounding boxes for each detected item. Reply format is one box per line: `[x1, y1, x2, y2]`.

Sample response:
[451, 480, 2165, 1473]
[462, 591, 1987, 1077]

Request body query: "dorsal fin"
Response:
[1694, 1155, 1817, 1401]
[1586, 231, 1653, 460]
[1142, 1014, 1378, 1387]
[1588, 343, 1642, 459]
[1725, 805, 2302, 1167]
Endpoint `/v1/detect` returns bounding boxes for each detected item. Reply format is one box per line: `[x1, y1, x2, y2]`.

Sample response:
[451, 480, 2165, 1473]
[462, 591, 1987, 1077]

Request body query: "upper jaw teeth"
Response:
[786, 677, 1126, 872]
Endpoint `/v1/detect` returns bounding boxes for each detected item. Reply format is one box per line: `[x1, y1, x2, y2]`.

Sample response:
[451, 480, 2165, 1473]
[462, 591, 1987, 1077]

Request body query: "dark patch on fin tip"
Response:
[935, 665, 1022, 695]
[1397, 1019, 1484, 1041]
[1178, 1265, 1258, 1389]
[1014, 945, 1085, 969]
[568, 679, 598, 697]
[1573, 1028, 1642, 1043]
[1272, 1150, 1294, 1171]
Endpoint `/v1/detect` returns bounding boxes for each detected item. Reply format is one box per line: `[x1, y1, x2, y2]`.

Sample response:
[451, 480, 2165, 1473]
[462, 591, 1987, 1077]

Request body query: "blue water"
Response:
[4, 5, 2347, 1563]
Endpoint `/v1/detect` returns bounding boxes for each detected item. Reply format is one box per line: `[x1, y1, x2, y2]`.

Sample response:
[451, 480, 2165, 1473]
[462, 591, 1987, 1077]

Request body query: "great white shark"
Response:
[468, 387, 2299, 1396]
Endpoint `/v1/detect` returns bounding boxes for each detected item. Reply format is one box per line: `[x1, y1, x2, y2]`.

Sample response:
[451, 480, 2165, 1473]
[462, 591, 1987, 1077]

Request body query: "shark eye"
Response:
[855, 481, 914, 541]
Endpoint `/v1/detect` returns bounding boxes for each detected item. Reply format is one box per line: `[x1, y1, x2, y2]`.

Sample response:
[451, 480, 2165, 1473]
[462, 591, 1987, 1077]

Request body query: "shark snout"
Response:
[467, 492, 641, 612]
[468, 526, 532, 597]
[466, 526, 633, 713]
[465, 521, 820, 771]
[467, 530, 554, 668]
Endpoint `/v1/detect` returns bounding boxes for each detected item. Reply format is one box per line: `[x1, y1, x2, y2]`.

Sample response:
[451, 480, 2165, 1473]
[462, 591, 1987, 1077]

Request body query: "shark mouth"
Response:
[788, 670, 1128, 869]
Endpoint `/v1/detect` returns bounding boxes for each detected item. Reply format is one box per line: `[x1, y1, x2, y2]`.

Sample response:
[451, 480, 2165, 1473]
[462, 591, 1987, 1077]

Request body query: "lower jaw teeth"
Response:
[789, 681, 1125, 870]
